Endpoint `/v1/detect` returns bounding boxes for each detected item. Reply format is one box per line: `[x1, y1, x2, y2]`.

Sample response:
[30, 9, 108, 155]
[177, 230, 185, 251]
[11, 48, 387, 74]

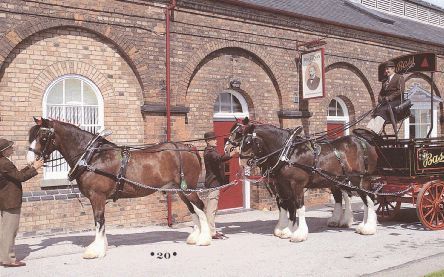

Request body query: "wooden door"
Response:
[213, 121, 243, 209]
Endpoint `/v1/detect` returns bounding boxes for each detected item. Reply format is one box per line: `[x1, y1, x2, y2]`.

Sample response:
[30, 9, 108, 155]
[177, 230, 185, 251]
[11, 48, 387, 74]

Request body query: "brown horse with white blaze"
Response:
[27, 118, 211, 259]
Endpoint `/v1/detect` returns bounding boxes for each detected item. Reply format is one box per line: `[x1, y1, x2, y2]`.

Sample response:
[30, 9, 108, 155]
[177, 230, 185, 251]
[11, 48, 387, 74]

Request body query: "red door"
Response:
[327, 122, 345, 140]
[213, 121, 243, 209]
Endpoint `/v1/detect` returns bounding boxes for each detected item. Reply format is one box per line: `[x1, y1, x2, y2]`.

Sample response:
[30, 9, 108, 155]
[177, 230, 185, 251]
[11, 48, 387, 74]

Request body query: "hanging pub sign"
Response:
[378, 52, 437, 81]
[301, 48, 325, 99]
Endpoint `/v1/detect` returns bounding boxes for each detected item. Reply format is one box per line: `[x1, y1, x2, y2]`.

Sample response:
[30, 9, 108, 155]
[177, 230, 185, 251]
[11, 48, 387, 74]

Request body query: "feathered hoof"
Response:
[186, 231, 200, 245]
[289, 231, 308, 243]
[196, 235, 212, 246]
[355, 223, 365, 234]
[358, 224, 376, 235]
[274, 228, 292, 239]
[289, 235, 308, 243]
[339, 219, 353, 228]
[82, 248, 105, 259]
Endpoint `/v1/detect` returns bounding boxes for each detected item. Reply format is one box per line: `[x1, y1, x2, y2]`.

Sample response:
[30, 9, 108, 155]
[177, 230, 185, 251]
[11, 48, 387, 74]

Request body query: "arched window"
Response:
[326, 98, 349, 137]
[43, 75, 104, 180]
[327, 99, 345, 117]
[213, 90, 248, 119]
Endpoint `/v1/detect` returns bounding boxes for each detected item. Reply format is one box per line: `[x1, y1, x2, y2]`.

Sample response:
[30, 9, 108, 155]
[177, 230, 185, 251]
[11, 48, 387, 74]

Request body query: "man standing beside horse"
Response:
[203, 131, 238, 240]
[0, 138, 43, 267]
[367, 61, 405, 134]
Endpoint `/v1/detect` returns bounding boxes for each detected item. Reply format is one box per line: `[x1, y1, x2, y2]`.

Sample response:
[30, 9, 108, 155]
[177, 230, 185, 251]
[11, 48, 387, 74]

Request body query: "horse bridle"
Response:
[29, 127, 56, 161]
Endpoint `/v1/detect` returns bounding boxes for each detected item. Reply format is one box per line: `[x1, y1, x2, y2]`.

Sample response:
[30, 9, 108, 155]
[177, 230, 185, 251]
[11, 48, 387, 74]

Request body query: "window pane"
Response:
[47, 81, 63, 104]
[328, 100, 337, 116]
[337, 103, 344, 116]
[220, 93, 231, 112]
[83, 82, 98, 105]
[65, 78, 81, 104]
[232, 95, 243, 113]
[213, 95, 221, 112]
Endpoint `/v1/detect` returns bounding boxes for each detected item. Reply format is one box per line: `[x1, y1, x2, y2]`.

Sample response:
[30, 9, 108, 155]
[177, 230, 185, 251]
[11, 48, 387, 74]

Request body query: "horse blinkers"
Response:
[33, 127, 56, 160]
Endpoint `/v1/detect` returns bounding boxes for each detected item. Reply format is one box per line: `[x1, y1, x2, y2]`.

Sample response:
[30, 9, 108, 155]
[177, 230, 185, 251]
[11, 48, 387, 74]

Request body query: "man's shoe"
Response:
[1, 261, 26, 267]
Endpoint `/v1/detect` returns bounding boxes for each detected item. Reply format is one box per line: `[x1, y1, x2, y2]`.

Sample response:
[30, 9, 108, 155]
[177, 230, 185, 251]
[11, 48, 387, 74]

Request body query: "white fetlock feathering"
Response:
[191, 203, 212, 246]
[186, 214, 201, 245]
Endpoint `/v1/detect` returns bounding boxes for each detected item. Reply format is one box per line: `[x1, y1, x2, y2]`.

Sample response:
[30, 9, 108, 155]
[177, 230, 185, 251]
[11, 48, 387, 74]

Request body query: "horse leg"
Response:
[83, 193, 108, 259]
[339, 191, 354, 227]
[178, 193, 201, 245]
[179, 192, 211, 246]
[358, 194, 377, 235]
[327, 188, 343, 227]
[273, 197, 292, 239]
[290, 186, 308, 242]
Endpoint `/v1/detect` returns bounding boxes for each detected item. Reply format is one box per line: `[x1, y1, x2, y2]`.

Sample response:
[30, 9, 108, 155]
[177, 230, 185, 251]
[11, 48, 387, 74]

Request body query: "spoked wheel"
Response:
[375, 196, 401, 222]
[416, 180, 444, 230]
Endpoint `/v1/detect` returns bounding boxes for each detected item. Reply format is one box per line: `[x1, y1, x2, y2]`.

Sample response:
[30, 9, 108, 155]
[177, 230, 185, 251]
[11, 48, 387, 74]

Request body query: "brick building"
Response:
[0, 0, 443, 236]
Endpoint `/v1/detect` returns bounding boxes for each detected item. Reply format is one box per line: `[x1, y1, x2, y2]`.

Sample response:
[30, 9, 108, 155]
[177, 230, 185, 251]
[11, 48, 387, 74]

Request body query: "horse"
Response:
[226, 119, 379, 242]
[27, 117, 212, 259]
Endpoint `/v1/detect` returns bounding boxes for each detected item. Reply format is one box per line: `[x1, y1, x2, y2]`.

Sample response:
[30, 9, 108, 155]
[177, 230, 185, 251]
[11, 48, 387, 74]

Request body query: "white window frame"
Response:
[42, 74, 104, 180]
[326, 97, 350, 136]
[213, 90, 249, 120]
[404, 104, 439, 139]
[403, 84, 442, 139]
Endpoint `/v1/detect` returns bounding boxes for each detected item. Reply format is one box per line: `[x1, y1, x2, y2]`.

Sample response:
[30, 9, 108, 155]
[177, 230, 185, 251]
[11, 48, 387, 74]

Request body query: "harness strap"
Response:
[173, 143, 187, 190]
[333, 147, 348, 177]
[112, 147, 131, 202]
[307, 141, 321, 185]
[356, 137, 369, 175]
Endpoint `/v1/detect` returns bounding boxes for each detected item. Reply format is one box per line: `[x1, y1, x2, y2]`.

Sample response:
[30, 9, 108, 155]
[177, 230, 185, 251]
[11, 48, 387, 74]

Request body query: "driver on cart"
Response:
[367, 61, 405, 135]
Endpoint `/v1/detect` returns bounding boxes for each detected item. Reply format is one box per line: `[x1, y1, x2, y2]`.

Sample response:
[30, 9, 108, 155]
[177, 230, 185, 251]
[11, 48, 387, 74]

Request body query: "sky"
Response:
[423, 0, 444, 9]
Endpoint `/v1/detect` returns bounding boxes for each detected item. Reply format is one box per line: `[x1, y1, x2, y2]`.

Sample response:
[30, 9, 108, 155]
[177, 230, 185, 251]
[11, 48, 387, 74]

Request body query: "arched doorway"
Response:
[213, 90, 249, 209]
[326, 98, 349, 139]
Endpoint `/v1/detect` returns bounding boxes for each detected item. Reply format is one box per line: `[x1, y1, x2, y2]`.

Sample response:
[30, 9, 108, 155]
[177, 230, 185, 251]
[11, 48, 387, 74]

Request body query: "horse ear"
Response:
[34, 116, 43, 126]
[242, 117, 249, 125]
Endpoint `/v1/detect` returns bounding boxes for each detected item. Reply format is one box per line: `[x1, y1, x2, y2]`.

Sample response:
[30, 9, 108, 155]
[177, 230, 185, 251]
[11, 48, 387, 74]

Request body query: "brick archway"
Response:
[29, 61, 116, 103]
[325, 61, 375, 106]
[178, 41, 290, 109]
[0, 19, 146, 97]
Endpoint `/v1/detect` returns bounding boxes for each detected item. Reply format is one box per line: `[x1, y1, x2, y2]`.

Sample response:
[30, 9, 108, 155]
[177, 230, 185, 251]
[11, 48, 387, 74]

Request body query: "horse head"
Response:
[224, 117, 250, 153]
[240, 122, 266, 161]
[27, 117, 58, 163]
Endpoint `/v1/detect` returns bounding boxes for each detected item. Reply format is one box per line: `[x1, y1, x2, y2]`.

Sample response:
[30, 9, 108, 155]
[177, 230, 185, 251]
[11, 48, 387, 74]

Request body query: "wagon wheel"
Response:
[416, 180, 444, 230]
[375, 196, 401, 222]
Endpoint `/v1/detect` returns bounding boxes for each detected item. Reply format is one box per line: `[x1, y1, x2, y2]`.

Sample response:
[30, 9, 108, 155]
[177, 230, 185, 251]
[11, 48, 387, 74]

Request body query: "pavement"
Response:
[1, 201, 443, 277]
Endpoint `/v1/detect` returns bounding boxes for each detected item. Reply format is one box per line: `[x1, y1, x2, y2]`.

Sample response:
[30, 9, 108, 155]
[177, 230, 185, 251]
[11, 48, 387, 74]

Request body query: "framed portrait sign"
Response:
[301, 48, 325, 99]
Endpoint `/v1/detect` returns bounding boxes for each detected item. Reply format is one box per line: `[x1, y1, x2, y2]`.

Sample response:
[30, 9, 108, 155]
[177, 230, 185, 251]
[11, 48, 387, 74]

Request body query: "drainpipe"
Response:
[165, 0, 177, 227]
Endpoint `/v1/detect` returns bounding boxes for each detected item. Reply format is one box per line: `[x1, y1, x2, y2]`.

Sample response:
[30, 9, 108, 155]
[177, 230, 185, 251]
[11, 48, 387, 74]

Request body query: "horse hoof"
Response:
[83, 251, 99, 259]
[339, 219, 353, 228]
[355, 223, 365, 234]
[196, 235, 212, 246]
[186, 238, 197, 245]
[289, 235, 307, 243]
[359, 225, 376, 235]
[186, 233, 199, 245]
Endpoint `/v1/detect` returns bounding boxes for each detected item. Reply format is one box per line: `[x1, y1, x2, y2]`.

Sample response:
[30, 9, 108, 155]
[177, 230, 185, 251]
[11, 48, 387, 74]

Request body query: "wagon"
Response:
[375, 137, 444, 230]
[372, 53, 444, 230]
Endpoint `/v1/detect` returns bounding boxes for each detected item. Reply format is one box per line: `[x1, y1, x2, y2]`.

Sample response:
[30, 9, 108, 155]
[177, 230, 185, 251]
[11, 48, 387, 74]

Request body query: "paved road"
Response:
[1, 202, 443, 277]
